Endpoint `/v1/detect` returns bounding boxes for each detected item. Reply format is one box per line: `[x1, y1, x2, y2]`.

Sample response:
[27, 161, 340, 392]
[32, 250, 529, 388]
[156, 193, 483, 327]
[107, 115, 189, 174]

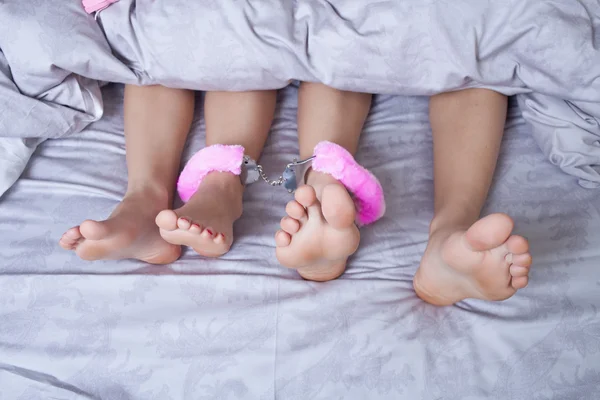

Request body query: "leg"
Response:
[275, 82, 372, 281]
[59, 85, 194, 263]
[413, 89, 532, 306]
[156, 90, 277, 257]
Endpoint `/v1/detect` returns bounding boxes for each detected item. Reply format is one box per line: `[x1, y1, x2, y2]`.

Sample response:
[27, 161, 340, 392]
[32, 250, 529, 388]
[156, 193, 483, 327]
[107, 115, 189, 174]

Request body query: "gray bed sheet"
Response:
[0, 84, 599, 399]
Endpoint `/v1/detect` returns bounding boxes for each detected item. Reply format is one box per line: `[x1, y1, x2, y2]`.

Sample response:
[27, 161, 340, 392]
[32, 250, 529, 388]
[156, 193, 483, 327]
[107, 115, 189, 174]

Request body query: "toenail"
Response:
[206, 229, 214, 235]
[505, 253, 513, 263]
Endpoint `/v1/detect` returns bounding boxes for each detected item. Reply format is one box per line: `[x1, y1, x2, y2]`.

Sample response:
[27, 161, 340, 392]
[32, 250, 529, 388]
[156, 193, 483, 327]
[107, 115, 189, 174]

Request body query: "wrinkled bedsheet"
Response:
[0, 0, 599, 196]
[0, 84, 599, 399]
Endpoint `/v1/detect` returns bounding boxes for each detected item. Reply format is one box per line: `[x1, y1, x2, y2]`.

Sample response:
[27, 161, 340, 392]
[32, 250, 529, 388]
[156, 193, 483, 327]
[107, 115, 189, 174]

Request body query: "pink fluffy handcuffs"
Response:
[177, 141, 385, 226]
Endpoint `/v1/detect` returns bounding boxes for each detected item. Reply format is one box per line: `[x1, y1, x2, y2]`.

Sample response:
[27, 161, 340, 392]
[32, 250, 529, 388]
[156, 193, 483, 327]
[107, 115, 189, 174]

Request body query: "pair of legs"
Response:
[60, 85, 532, 304]
[60, 83, 370, 281]
[156, 82, 369, 281]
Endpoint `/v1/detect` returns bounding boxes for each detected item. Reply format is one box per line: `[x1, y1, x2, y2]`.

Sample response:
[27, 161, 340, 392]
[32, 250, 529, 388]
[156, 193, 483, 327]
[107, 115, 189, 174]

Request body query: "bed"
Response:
[1, 83, 599, 399]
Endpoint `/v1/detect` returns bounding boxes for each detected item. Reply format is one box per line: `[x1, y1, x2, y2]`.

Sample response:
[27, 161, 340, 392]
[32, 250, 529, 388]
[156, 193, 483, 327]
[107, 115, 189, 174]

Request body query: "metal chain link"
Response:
[256, 164, 285, 186]
[249, 156, 314, 188]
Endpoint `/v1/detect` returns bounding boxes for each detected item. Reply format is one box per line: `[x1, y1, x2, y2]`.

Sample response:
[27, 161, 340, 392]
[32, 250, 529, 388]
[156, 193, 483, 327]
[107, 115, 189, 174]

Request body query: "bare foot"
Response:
[275, 176, 360, 281]
[59, 188, 181, 264]
[413, 213, 532, 306]
[156, 172, 243, 257]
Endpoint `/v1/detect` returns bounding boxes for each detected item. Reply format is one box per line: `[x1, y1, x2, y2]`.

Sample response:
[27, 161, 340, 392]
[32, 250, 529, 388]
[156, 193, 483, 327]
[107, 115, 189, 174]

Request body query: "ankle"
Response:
[429, 213, 476, 236]
[124, 184, 171, 206]
[189, 172, 244, 220]
[201, 172, 244, 196]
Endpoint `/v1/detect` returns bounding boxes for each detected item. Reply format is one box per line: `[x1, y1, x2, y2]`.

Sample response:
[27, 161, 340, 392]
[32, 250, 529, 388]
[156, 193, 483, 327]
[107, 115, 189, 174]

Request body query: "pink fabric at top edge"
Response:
[82, 0, 119, 14]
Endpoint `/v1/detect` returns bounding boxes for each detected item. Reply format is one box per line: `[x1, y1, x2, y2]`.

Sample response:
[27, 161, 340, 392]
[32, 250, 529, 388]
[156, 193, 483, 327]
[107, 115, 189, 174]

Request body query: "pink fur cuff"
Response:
[177, 144, 245, 202]
[312, 141, 385, 225]
[177, 142, 385, 225]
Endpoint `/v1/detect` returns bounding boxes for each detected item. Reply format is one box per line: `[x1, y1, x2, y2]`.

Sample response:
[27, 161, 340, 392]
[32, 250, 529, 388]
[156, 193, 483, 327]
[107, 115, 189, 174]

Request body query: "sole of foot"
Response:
[413, 213, 532, 306]
[275, 183, 360, 282]
[59, 192, 181, 264]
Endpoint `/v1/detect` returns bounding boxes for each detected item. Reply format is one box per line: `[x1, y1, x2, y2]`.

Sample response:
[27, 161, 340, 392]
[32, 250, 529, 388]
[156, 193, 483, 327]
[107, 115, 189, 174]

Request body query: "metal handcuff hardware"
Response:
[240, 156, 316, 193]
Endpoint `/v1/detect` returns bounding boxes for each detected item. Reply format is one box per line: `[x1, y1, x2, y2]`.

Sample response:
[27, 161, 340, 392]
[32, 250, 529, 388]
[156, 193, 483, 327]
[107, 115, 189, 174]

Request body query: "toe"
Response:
[79, 219, 111, 240]
[177, 217, 192, 230]
[60, 227, 83, 249]
[58, 228, 83, 250]
[294, 185, 318, 209]
[512, 276, 529, 289]
[511, 252, 532, 268]
[506, 235, 529, 254]
[280, 217, 300, 234]
[155, 210, 179, 231]
[275, 230, 291, 247]
[510, 265, 529, 277]
[189, 223, 202, 234]
[465, 213, 514, 251]
[202, 228, 215, 238]
[321, 183, 356, 229]
[214, 233, 226, 244]
[59, 239, 77, 250]
[285, 200, 307, 220]
[62, 226, 82, 241]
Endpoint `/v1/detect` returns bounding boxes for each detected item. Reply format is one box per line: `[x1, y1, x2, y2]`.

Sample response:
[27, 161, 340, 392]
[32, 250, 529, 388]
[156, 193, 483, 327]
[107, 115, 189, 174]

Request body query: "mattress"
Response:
[0, 84, 599, 399]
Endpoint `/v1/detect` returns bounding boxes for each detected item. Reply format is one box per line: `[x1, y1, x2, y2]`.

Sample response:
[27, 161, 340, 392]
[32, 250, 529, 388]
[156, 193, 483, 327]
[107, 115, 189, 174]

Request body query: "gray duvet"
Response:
[1, 84, 599, 399]
[0, 0, 599, 195]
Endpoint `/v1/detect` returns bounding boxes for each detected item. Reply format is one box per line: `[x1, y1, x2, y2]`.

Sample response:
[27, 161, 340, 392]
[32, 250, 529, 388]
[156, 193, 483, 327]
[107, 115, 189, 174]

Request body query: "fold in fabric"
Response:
[0, 138, 43, 199]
